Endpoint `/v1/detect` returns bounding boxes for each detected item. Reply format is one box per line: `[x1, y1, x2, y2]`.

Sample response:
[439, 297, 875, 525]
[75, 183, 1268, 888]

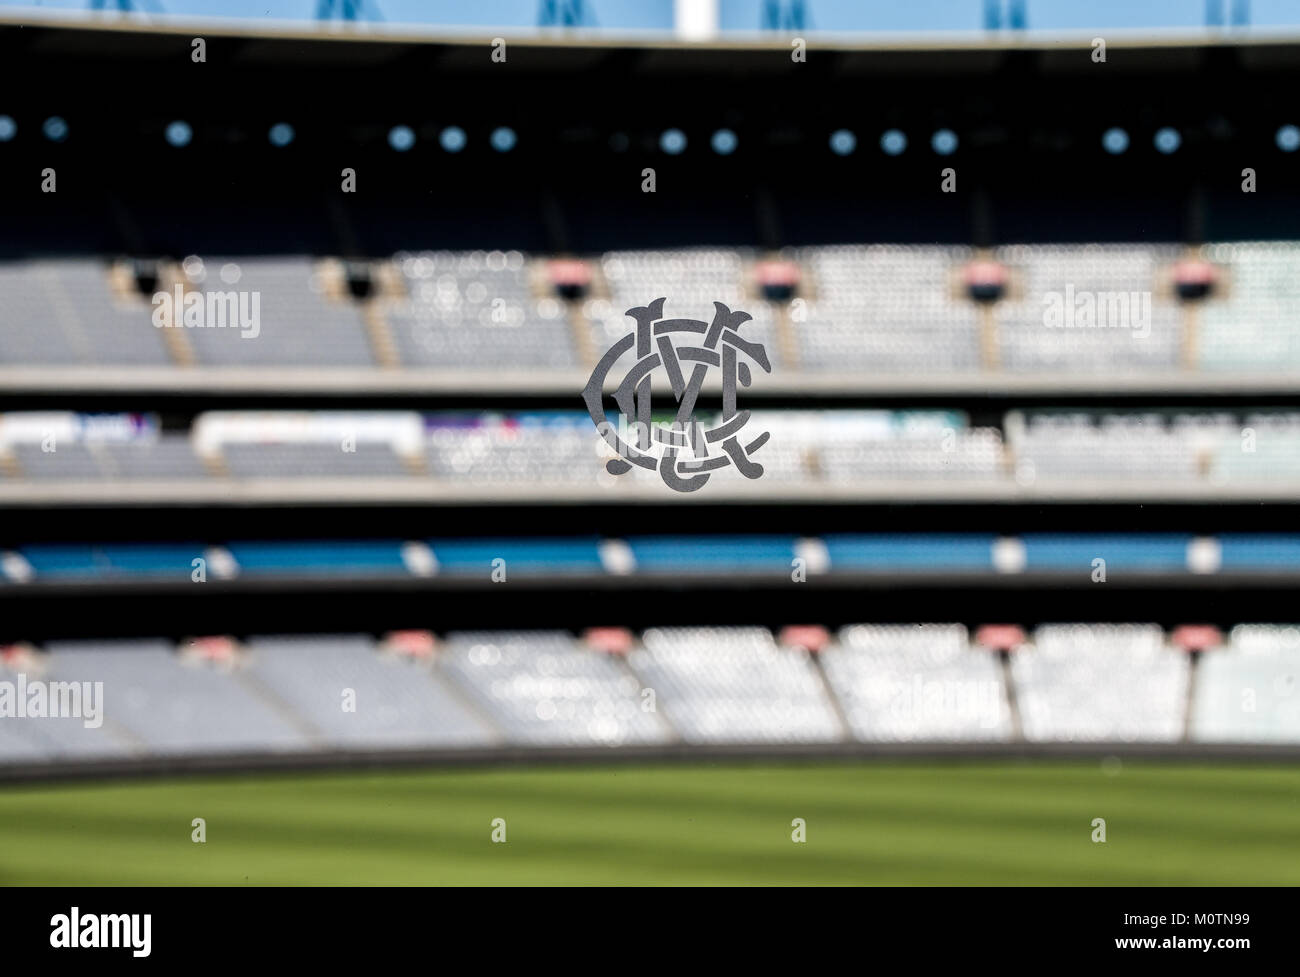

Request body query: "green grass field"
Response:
[2, 760, 1298, 884]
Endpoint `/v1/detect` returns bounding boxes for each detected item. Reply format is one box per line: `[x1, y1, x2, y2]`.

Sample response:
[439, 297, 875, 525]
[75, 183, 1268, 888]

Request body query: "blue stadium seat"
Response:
[823, 534, 995, 572]
[1218, 535, 1300, 571]
[625, 536, 798, 573]
[225, 540, 408, 576]
[20, 543, 204, 580]
[1021, 534, 1191, 572]
[429, 538, 603, 575]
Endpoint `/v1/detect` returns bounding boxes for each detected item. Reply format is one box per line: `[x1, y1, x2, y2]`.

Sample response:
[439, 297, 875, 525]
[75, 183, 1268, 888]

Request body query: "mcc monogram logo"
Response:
[581, 297, 772, 492]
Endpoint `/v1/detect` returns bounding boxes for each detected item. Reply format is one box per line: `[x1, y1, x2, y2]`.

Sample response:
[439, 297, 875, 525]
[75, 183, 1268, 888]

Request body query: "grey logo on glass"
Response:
[582, 298, 772, 492]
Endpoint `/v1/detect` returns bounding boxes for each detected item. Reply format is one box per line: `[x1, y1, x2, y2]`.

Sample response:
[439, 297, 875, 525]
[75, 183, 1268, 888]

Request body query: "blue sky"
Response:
[4, 0, 1300, 32]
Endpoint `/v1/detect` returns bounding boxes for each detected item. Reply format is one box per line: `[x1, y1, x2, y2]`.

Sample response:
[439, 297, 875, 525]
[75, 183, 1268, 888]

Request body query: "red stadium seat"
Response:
[381, 630, 437, 660]
[974, 624, 1026, 652]
[183, 635, 240, 665]
[1171, 624, 1223, 653]
[0, 642, 40, 671]
[583, 627, 634, 655]
[963, 259, 1007, 303]
[778, 625, 831, 654]
[755, 259, 800, 301]
[548, 258, 592, 300]
[1173, 258, 1218, 301]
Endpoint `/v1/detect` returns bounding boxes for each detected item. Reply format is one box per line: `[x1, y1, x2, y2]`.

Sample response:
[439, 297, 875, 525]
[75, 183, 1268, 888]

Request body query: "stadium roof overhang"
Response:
[3, 10, 1300, 76]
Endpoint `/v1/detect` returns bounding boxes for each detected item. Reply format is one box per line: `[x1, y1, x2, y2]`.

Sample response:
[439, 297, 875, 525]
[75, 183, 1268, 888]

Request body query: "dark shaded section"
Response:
[0, 574, 1292, 642]
[0, 26, 1298, 260]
